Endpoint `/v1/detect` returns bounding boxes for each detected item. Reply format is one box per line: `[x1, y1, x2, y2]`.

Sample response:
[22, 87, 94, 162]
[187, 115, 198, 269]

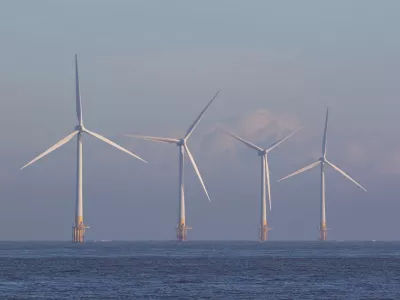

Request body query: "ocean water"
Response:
[0, 241, 399, 299]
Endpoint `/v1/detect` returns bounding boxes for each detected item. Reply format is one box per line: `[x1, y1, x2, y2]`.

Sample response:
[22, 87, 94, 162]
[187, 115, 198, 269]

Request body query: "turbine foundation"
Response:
[176, 222, 192, 241]
[260, 223, 271, 242]
[72, 222, 87, 243]
[319, 223, 328, 241]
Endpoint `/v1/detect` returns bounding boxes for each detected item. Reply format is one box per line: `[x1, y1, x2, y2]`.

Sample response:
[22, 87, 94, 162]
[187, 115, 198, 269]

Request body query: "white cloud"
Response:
[120, 107, 400, 178]
[335, 139, 400, 176]
[200, 109, 300, 157]
[380, 147, 400, 175]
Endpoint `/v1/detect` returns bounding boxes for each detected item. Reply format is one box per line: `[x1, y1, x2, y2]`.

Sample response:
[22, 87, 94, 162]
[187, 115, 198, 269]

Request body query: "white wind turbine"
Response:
[219, 127, 300, 241]
[21, 54, 147, 243]
[278, 109, 366, 240]
[124, 90, 220, 241]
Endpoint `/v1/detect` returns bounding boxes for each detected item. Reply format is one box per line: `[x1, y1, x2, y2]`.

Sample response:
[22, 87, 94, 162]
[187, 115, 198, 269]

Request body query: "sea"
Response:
[0, 241, 399, 299]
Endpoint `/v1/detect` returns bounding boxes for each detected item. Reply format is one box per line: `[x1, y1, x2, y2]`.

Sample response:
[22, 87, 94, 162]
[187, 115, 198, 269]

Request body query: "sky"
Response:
[0, 1, 399, 240]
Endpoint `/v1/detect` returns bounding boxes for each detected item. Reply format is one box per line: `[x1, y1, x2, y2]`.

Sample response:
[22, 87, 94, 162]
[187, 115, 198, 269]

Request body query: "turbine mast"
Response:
[320, 161, 327, 241]
[177, 144, 191, 240]
[73, 131, 87, 242]
[260, 153, 270, 241]
[319, 108, 329, 241]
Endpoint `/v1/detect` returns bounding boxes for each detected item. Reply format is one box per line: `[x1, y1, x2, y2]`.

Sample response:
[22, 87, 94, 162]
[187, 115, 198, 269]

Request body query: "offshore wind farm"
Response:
[3, 2, 400, 298]
[15, 55, 370, 243]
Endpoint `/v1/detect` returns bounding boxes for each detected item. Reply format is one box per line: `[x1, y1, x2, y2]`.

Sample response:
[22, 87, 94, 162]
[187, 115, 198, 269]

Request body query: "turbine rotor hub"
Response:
[177, 139, 185, 146]
[258, 150, 267, 156]
[75, 125, 85, 132]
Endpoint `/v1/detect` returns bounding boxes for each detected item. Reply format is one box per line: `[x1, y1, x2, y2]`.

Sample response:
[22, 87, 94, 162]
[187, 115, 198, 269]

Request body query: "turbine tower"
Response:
[278, 109, 366, 240]
[219, 127, 299, 241]
[125, 90, 220, 241]
[20, 54, 147, 243]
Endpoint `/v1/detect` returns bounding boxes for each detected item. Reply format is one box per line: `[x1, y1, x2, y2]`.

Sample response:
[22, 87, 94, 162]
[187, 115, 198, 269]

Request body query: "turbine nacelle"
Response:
[177, 139, 186, 146]
[258, 149, 267, 156]
[75, 125, 86, 132]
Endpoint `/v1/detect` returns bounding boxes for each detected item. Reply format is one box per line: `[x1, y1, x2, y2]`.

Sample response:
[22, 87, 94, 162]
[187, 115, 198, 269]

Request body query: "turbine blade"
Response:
[322, 108, 329, 157]
[184, 90, 220, 139]
[75, 54, 83, 126]
[184, 144, 211, 202]
[217, 126, 263, 152]
[277, 161, 320, 182]
[325, 160, 367, 191]
[123, 134, 179, 144]
[265, 155, 272, 211]
[266, 127, 301, 153]
[85, 129, 147, 163]
[21, 131, 79, 170]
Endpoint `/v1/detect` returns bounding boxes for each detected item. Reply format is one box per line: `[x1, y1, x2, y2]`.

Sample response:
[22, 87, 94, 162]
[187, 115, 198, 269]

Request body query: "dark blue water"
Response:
[0, 241, 399, 299]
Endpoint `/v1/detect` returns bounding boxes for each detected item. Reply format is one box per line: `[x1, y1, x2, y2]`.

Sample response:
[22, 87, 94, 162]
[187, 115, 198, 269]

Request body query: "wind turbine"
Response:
[20, 54, 147, 243]
[124, 90, 220, 241]
[278, 109, 366, 240]
[219, 127, 300, 241]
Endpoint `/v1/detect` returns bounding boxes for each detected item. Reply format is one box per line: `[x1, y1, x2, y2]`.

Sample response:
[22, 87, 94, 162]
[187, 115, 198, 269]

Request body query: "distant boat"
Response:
[93, 240, 112, 243]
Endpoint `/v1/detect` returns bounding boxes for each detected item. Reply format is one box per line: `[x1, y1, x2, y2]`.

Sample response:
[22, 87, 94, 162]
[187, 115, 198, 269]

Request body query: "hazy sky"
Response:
[1, 1, 400, 240]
